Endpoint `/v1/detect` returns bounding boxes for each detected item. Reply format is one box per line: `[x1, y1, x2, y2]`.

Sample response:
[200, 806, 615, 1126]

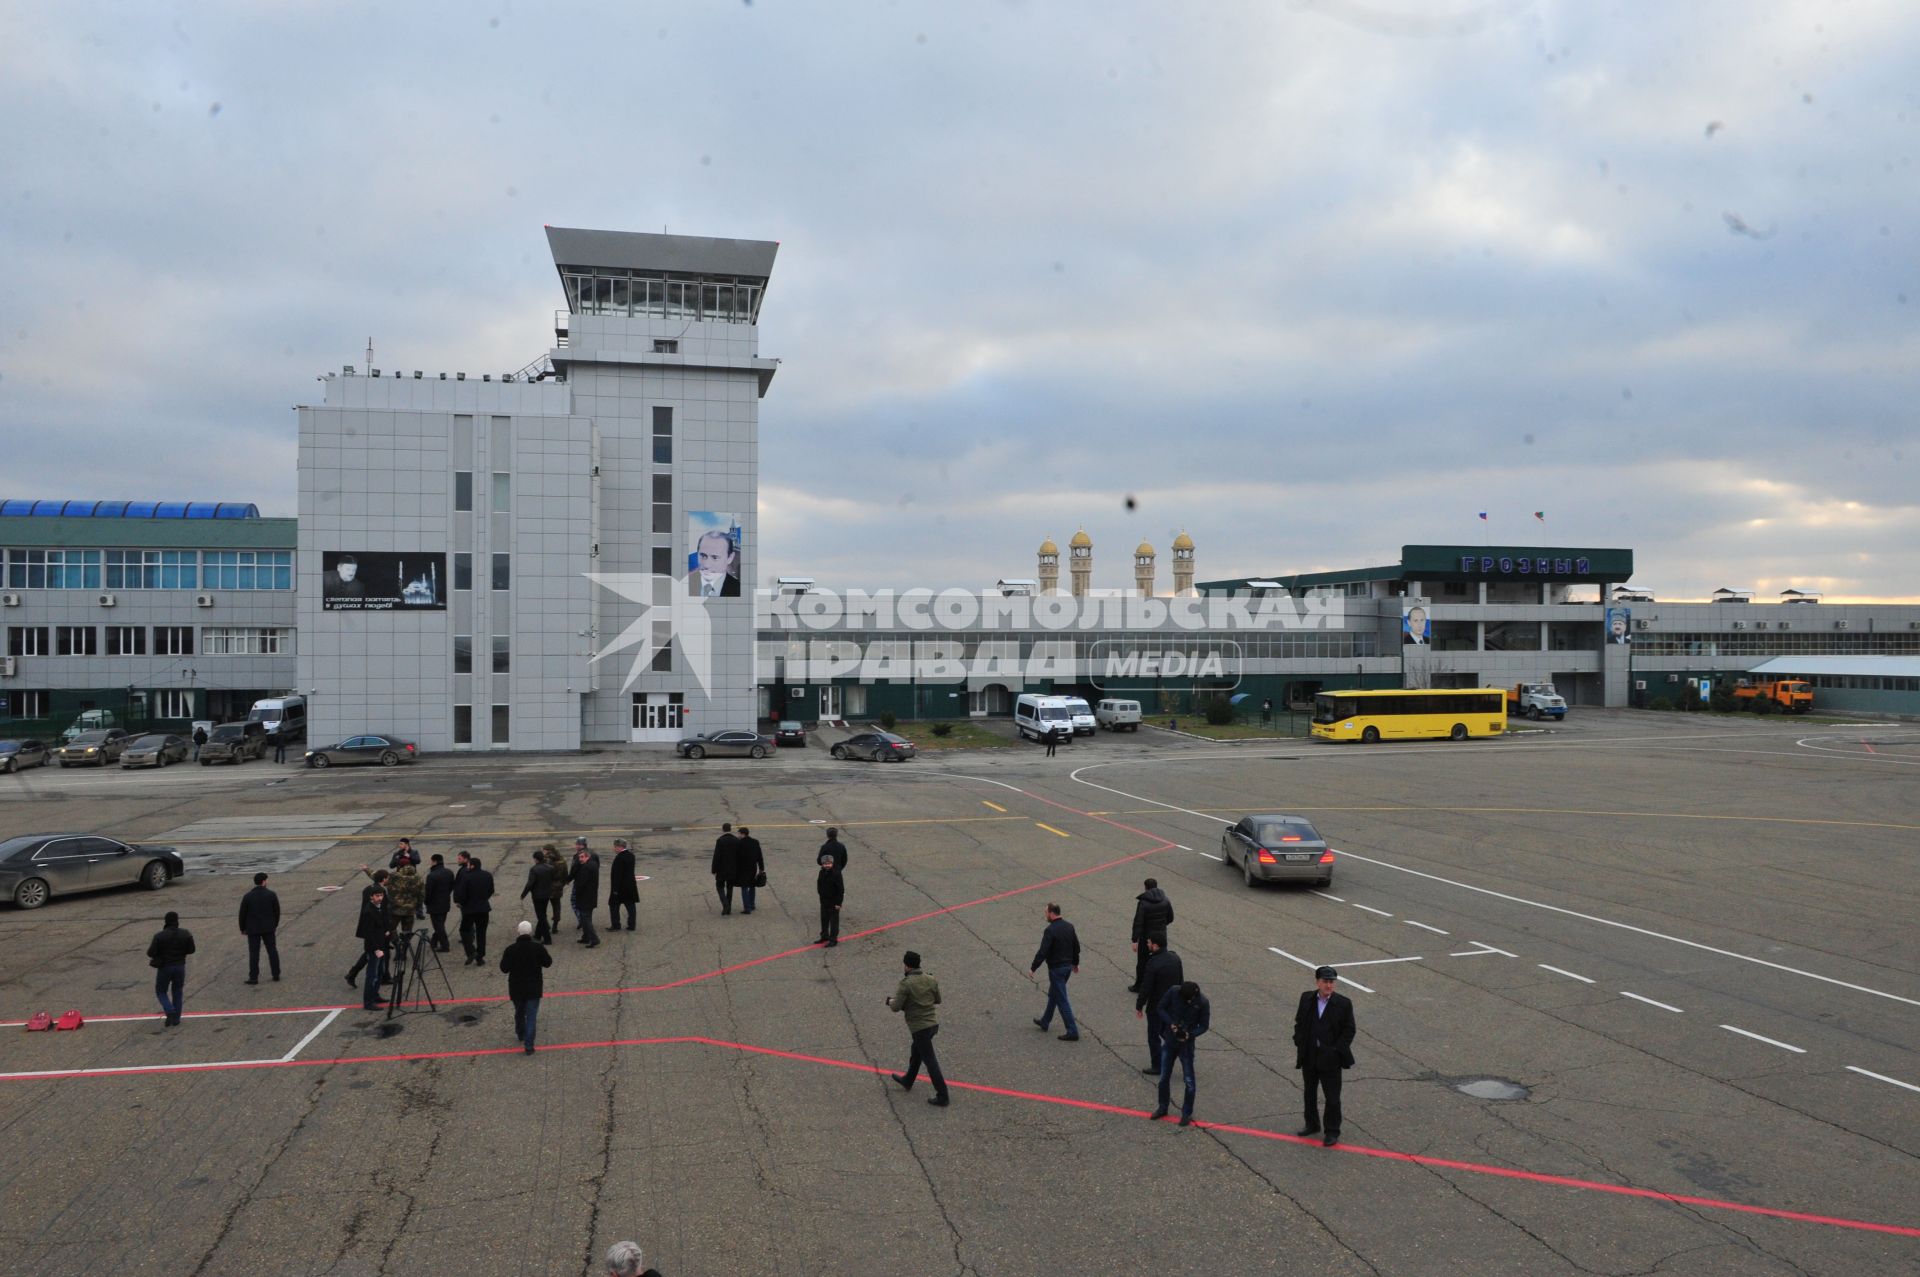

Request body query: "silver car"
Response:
[0, 739, 52, 774]
[121, 734, 191, 768]
[1219, 814, 1334, 889]
[56, 729, 130, 767]
[675, 730, 772, 760]
[0, 833, 187, 910]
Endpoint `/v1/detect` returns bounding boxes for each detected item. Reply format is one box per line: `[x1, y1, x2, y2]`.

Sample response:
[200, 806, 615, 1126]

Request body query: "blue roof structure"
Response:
[0, 500, 260, 520]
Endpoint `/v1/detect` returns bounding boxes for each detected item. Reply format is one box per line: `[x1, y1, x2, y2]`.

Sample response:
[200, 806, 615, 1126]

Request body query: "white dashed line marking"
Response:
[1332, 956, 1423, 967]
[1621, 992, 1684, 1013]
[1449, 941, 1517, 959]
[1197, 852, 1224, 861]
[1267, 947, 1373, 993]
[1846, 1066, 1920, 1094]
[1404, 920, 1449, 935]
[1311, 891, 1346, 903]
[1353, 904, 1393, 917]
[1538, 964, 1595, 984]
[1720, 1025, 1806, 1054]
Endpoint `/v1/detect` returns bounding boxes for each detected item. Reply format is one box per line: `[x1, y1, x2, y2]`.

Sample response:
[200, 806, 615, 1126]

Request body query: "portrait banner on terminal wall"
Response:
[322, 551, 446, 611]
[687, 512, 744, 598]
[1606, 606, 1632, 645]
[1401, 601, 1431, 645]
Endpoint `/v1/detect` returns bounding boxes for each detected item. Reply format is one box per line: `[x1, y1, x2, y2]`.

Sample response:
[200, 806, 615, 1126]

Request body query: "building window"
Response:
[652, 339, 678, 354]
[491, 704, 510, 744]
[453, 635, 473, 674]
[201, 627, 291, 655]
[454, 471, 474, 512]
[491, 554, 510, 591]
[55, 625, 97, 656]
[652, 546, 673, 577]
[492, 634, 510, 673]
[7, 626, 50, 657]
[152, 626, 194, 656]
[6, 549, 102, 590]
[651, 639, 672, 673]
[492, 472, 512, 513]
[12, 689, 49, 719]
[453, 705, 473, 745]
[106, 626, 147, 656]
[201, 551, 292, 590]
[106, 550, 198, 590]
[652, 474, 672, 534]
[652, 406, 673, 462]
[153, 690, 194, 719]
[454, 553, 472, 591]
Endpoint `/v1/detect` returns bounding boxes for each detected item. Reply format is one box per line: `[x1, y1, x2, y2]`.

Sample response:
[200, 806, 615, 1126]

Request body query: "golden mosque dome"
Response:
[1069, 528, 1093, 548]
[1135, 541, 1156, 557]
[1038, 538, 1059, 556]
[1172, 531, 1195, 551]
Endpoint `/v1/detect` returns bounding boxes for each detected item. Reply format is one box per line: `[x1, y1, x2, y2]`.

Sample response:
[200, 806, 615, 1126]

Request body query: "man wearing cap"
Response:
[886, 950, 949, 1106]
[608, 837, 639, 932]
[1294, 966, 1357, 1146]
[499, 920, 554, 1054]
[237, 872, 282, 984]
[147, 910, 196, 1027]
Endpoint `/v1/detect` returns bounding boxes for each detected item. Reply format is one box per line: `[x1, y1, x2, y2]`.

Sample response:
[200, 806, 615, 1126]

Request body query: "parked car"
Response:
[121, 734, 191, 769]
[200, 721, 266, 765]
[0, 739, 52, 774]
[675, 730, 772, 760]
[0, 833, 186, 910]
[831, 730, 917, 762]
[1096, 698, 1143, 731]
[56, 729, 131, 767]
[58, 709, 119, 744]
[774, 721, 808, 747]
[304, 734, 419, 768]
[1219, 814, 1335, 889]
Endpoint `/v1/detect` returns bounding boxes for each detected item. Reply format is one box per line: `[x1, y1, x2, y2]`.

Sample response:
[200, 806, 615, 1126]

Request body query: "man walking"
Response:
[237, 872, 282, 984]
[815, 851, 844, 947]
[356, 888, 393, 1011]
[1294, 965, 1357, 1147]
[711, 823, 739, 915]
[570, 845, 601, 948]
[1134, 932, 1183, 1074]
[1128, 878, 1174, 992]
[1152, 980, 1211, 1126]
[268, 728, 287, 765]
[819, 827, 848, 872]
[499, 919, 553, 1054]
[608, 837, 638, 932]
[454, 854, 495, 965]
[886, 950, 949, 1106]
[520, 850, 555, 944]
[146, 910, 196, 1027]
[345, 868, 391, 989]
[543, 846, 568, 935]
[1028, 902, 1080, 1040]
[191, 724, 207, 761]
[423, 853, 455, 953]
[733, 826, 765, 916]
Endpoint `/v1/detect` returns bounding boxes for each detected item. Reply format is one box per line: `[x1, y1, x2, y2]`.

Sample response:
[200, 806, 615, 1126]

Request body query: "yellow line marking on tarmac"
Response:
[1034, 822, 1072, 838]
[163, 815, 1034, 846]
[1101, 806, 1920, 832]
[982, 801, 1007, 812]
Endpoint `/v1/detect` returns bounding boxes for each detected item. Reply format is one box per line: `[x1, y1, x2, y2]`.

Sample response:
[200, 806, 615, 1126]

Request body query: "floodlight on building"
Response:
[482, 374, 491, 381]
[439, 372, 447, 380]
[457, 372, 466, 380]
[342, 365, 355, 375]
[370, 368, 381, 378]
[414, 370, 423, 379]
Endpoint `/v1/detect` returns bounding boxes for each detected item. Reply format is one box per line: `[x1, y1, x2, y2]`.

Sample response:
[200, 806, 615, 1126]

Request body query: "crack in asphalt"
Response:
[184, 1072, 329, 1277]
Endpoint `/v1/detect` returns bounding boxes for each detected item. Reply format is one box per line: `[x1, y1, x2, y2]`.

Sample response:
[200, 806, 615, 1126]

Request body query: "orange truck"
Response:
[1733, 678, 1813, 712]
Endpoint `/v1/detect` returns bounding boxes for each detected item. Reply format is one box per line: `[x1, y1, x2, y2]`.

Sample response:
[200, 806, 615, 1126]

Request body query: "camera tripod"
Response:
[386, 927, 456, 1017]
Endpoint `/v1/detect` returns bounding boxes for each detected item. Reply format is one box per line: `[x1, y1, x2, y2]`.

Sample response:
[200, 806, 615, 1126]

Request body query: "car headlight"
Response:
[84, 747, 98, 754]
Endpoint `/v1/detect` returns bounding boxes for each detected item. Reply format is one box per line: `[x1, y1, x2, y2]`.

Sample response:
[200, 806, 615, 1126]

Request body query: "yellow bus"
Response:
[1311, 688, 1508, 743]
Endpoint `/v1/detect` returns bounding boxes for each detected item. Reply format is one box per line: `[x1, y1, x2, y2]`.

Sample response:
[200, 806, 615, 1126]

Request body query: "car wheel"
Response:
[14, 877, 50, 909]
[688, 745, 705, 760]
[200, 759, 210, 766]
[1314, 876, 1332, 890]
[1527, 706, 1541, 720]
[379, 751, 400, 766]
[309, 754, 330, 769]
[1361, 726, 1380, 743]
[830, 745, 847, 760]
[1450, 723, 1468, 741]
[1, 759, 11, 773]
[142, 862, 171, 890]
[1243, 857, 1257, 889]
[750, 745, 767, 759]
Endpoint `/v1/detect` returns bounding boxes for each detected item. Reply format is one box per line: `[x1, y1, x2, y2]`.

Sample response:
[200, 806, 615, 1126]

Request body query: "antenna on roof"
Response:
[365, 337, 375, 376]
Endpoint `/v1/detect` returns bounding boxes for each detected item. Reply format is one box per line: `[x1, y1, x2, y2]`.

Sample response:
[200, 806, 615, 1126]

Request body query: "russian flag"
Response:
[1533, 511, 1546, 522]
[1477, 512, 1488, 521]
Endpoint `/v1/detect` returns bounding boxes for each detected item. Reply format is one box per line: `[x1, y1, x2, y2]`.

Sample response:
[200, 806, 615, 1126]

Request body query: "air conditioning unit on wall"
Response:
[97, 593, 116, 607]
[1633, 679, 1646, 691]
[1729, 620, 1746, 630]
[1835, 620, 1850, 630]
[0, 592, 19, 607]
[1633, 619, 1650, 631]
[0, 656, 15, 677]
[195, 594, 215, 608]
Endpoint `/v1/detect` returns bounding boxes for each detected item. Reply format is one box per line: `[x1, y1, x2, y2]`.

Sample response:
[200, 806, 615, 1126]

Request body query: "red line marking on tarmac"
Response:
[5, 1033, 1914, 1240]
[1862, 741, 1877, 754]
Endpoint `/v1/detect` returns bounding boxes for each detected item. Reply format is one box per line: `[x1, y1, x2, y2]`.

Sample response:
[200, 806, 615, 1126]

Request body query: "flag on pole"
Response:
[1533, 511, 1545, 522]
[1477, 512, 1488, 521]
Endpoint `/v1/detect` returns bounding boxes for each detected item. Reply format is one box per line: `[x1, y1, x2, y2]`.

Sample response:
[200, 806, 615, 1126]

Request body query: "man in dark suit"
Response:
[520, 850, 555, 944]
[711, 823, 740, 914]
[454, 854, 495, 965]
[733, 826, 765, 915]
[499, 920, 554, 1054]
[237, 872, 282, 984]
[570, 847, 601, 948]
[1294, 965, 1357, 1146]
[356, 889, 393, 1012]
[423, 853, 455, 952]
[607, 838, 638, 932]
[1028, 902, 1080, 1040]
[1133, 932, 1183, 1074]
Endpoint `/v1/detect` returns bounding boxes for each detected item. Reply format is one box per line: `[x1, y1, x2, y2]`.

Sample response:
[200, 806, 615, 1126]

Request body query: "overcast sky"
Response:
[3, 2, 1914, 601]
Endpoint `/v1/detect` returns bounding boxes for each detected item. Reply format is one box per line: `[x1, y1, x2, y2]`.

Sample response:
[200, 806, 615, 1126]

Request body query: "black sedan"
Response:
[121, 733, 191, 769]
[0, 739, 51, 774]
[775, 721, 808, 747]
[831, 731, 917, 762]
[305, 735, 419, 768]
[676, 730, 772, 760]
[0, 833, 186, 910]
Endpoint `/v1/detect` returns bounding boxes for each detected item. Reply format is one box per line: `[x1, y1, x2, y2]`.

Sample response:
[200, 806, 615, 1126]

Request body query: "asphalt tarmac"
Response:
[1, 711, 1916, 1276]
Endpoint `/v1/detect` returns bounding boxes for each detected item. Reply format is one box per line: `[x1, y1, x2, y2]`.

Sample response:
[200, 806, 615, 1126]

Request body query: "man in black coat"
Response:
[732, 827, 765, 915]
[1294, 965, 1357, 1146]
[1028, 902, 1081, 1040]
[453, 854, 495, 965]
[1129, 879, 1174, 992]
[519, 851, 555, 944]
[607, 838, 638, 932]
[237, 872, 282, 984]
[818, 827, 848, 872]
[356, 889, 393, 1011]
[499, 919, 554, 1054]
[423, 854, 455, 953]
[815, 852, 845, 947]
[147, 910, 196, 1027]
[570, 847, 601, 948]
[711, 822, 739, 915]
[388, 837, 421, 870]
[1133, 932, 1183, 1074]
[344, 869, 391, 988]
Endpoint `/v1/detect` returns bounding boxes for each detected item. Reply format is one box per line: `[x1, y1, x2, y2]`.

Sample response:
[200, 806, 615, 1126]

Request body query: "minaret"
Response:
[1069, 527, 1093, 598]
[1171, 530, 1195, 595]
[1037, 537, 1060, 595]
[1134, 541, 1157, 596]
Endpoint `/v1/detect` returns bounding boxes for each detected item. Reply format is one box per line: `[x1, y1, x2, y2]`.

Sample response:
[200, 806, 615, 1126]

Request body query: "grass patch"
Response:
[887, 721, 1021, 751]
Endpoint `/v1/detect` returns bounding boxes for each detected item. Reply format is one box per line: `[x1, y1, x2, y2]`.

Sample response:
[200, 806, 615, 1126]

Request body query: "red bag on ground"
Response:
[54, 1010, 84, 1031]
[24, 1011, 54, 1032]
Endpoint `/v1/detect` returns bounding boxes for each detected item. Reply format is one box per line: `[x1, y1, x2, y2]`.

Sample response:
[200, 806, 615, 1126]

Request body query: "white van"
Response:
[1013, 694, 1076, 741]
[247, 695, 307, 741]
[1061, 696, 1097, 735]
[1096, 698, 1142, 731]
